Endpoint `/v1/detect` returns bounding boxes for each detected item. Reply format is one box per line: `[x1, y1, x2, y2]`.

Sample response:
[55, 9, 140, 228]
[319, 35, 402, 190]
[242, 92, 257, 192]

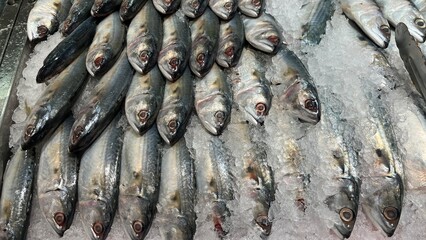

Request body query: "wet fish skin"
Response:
[412, 0, 426, 13]
[181, 0, 208, 18]
[27, 0, 72, 41]
[242, 13, 283, 53]
[157, 137, 197, 240]
[209, 0, 238, 20]
[69, 50, 134, 153]
[91, 0, 123, 17]
[120, 0, 148, 22]
[119, 126, 161, 240]
[158, 11, 191, 82]
[125, 67, 165, 135]
[37, 117, 77, 236]
[302, 0, 335, 45]
[60, 0, 94, 36]
[189, 8, 220, 78]
[78, 114, 123, 240]
[153, 0, 181, 14]
[237, 0, 264, 18]
[340, 0, 391, 48]
[21, 50, 88, 150]
[86, 12, 126, 77]
[156, 68, 193, 145]
[0, 149, 35, 240]
[127, 0, 163, 74]
[36, 17, 97, 83]
[216, 13, 245, 68]
[195, 64, 232, 135]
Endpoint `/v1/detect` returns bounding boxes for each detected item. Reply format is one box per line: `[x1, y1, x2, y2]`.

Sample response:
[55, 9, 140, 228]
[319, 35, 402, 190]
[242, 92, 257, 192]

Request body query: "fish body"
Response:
[181, 0, 208, 18]
[412, 0, 426, 14]
[0, 149, 35, 240]
[86, 12, 126, 77]
[302, 0, 335, 45]
[22, 50, 88, 150]
[216, 13, 245, 68]
[237, 0, 264, 18]
[69, 50, 134, 153]
[158, 11, 191, 82]
[78, 114, 123, 240]
[120, 0, 148, 21]
[119, 126, 161, 240]
[153, 0, 181, 14]
[37, 117, 77, 236]
[209, 0, 237, 20]
[125, 67, 165, 135]
[156, 68, 193, 145]
[127, 1, 163, 74]
[242, 13, 283, 53]
[91, 0, 123, 17]
[60, 0, 94, 36]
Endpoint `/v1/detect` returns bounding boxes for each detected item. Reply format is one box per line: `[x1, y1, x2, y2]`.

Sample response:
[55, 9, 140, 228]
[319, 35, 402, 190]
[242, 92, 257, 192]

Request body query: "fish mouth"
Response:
[363, 203, 399, 237]
[365, 24, 390, 49]
[240, 7, 261, 18]
[406, 18, 426, 43]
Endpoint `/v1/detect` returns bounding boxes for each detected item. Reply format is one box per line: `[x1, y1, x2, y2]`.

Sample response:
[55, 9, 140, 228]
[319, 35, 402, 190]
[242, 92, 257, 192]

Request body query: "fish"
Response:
[37, 117, 77, 236]
[36, 17, 97, 83]
[195, 64, 232, 135]
[27, 0, 72, 41]
[216, 13, 245, 68]
[209, 0, 238, 20]
[157, 137, 197, 240]
[156, 68, 193, 145]
[242, 12, 283, 53]
[181, 0, 208, 18]
[189, 8, 220, 78]
[119, 126, 161, 240]
[231, 47, 272, 125]
[271, 46, 321, 124]
[237, 0, 264, 18]
[375, 0, 426, 42]
[0, 149, 35, 240]
[340, 0, 391, 48]
[152, 0, 181, 14]
[120, 0, 148, 22]
[86, 12, 126, 77]
[125, 66, 165, 135]
[69, 49, 134, 153]
[127, 0, 163, 74]
[78, 113, 123, 240]
[60, 0, 94, 36]
[412, 0, 426, 14]
[395, 22, 426, 101]
[158, 11, 191, 82]
[301, 0, 335, 45]
[91, 0, 123, 17]
[21, 50, 88, 150]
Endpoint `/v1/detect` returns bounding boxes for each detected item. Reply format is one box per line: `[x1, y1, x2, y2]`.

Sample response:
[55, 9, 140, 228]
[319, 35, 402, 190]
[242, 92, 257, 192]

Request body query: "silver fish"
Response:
[22, 50, 88, 150]
[119, 126, 161, 240]
[37, 117, 77, 236]
[158, 11, 191, 82]
[91, 0, 123, 17]
[127, 0, 163, 74]
[195, 64, 232, 135]
[86, 12, 126, 77]
[78, 114, 123, 240]
[231, 47, 272, 125]
[120, 0, 148, 22]
[340, 0, 391, 48]
[153, 0, 181, 14]
[209, 0, 238, 20]
[216, 13, 245, 68]
[412, 0, 426, 14]
[242, 12, 283, 53]
[157, 137, 196, 240]
[69, 49, 134, 152]
[302, 0, 335, 45]
[237, 0, 264, 18]
[189, 8, 220, 78]
[156, 68, 193, 145]
[60, 0, 94, 36]
[271, 46, 321, 124]
[0, 149, 35, 240]
[376, 0, 426, 42]
[27, 0, 72, 41]
[125, 66, 165, 135]
[181, 0, 208, 18]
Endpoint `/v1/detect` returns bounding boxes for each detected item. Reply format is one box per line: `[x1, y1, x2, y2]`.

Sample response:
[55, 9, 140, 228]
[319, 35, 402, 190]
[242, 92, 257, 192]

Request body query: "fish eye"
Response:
[267, 35, 280, 45]
[383, 206, 399, 221]
[92, 222, 104, 236]
[224, 1, 233, 10]
[252, 0, 261, 7]
[24, 124, 35, 140]
[139, 51, 150, 63]
[37, 25, 48, 36]
[304, 99, 318, 112]
[255, 103, 267, 116]
[196, 53, 206, 66]
[54, 212, 66, 227]
[137, 110, 150, 123]
[191, 0, 199, 8]
[94, 56, 105, 69]
[415, 18, 426, 28]
[224, 46, 234, 58]
[339, 207, 354, 223]
[380, 25, 391, 34]
[214, 111, 226, 125]
[132, 220, 144, 235]
[164, 0, 172, 5]
[169, 57, 180, 72]
[167, 120, 179, 133]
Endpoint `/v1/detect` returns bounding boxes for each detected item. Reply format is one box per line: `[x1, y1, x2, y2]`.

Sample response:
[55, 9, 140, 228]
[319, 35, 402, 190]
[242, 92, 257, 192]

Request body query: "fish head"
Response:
[362, 16, 391, 48]
[210, 0, 237, 20]
[86, 46, 114, 77]
[91, 0, 113, 17]
[39, 191, 74, 236]
[182, 0, 207, 18]
[79, 200, 113, 240]
[27, 17, 56, 41]
[158, 43, 189, 81]
[217, 36, 243, 68]
[196, 93, 231, 135]
[119, 196, 155, 240]
[363, 174, 403, 237]
[126, 94, 160, 135]
[325, 178, 359, 239]
[246, 21, 281, 53]
[281, 80, 321, 124]
[237, 84, 271, 125]
[157, 104, 190, 145]
[238, 0, 263, 18]
[401, 14, 426, 43]
[128, 35, 159, 74]
[21, 111, 49, 150]
[190, 36, 216, 78]
[153, 0, 180, 14]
